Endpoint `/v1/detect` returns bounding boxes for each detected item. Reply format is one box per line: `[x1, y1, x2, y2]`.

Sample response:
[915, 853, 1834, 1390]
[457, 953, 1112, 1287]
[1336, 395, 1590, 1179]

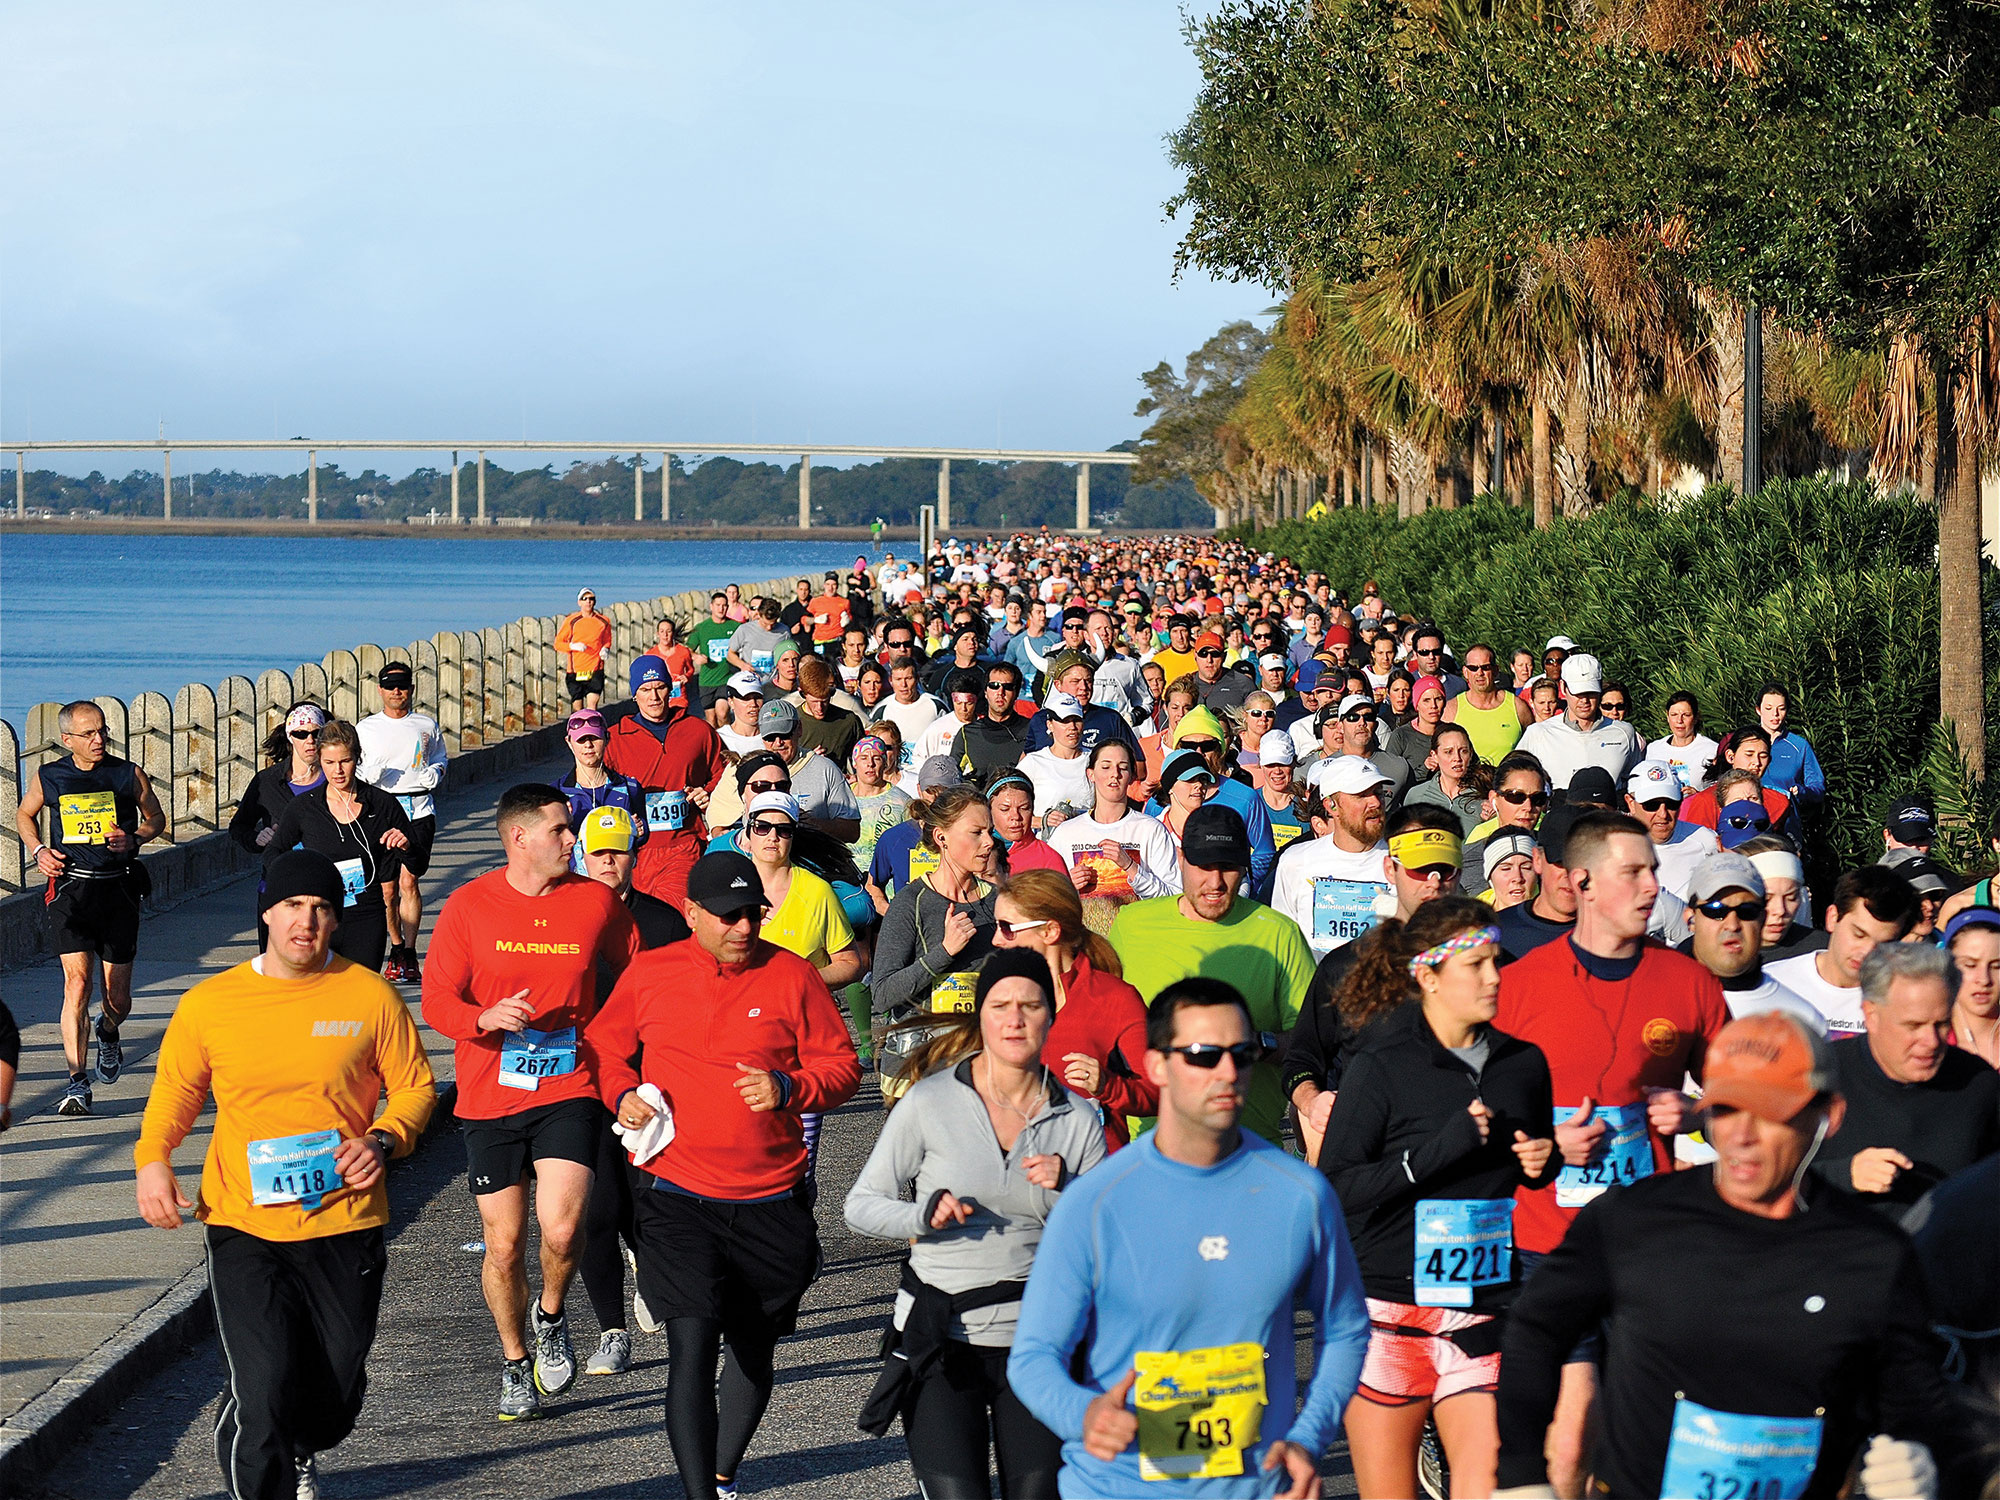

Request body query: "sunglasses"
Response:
[1695, 897, 1767, 923]
[997, 919, 1049, 936]
[1496, 788, 1550, 806]
[1341, 711, 1377, 724]
[1178, 738, 1221, 753]
[1164, 1041, 1264, 1069]
[1246, 709, 1275, 719]
[986, 680, 1017, 692]
[289, 729, 316, 740]
[1601, 700, 1629, 712]
[746, 819, 796, 838]
[746, 778, 789, 793]
[1465, 662, 1496, 673]
[1637, 797, 1680, 813]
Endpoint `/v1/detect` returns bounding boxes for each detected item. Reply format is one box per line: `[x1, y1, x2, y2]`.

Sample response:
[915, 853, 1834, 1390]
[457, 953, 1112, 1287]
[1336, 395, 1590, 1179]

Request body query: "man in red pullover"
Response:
[605, 653, 727, 910]
[1496, 809, 1728, 1498]
[585, 850, 859, 1500]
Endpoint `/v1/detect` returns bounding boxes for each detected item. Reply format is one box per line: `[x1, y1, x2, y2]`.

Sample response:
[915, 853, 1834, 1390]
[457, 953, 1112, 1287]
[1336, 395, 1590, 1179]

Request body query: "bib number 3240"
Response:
[1659, 1398, 1822, 1499]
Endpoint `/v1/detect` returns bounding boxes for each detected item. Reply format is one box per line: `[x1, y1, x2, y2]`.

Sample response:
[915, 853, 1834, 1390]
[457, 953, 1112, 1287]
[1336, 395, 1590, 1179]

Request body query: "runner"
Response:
[262, 720, 411, 974]
[1255, 735, 1309, 851]
[1272, 757, 1392, 960]
[687, 592, 739, 715]
[1107, 806, 1316, 1148]
[1491, 803, 1585, 963]
[356, 661, 448, 983]
[135, 849, 436, 1500]
[1481, 831, 1538, 913]
[1018, 691, 1093, 827]
[555, 587, 613, 709]
[557, 707, 648, 868]
[1493, 810, 1728, 1499]
[1045, 740, 1182, 906]
[1622, 759, 1715, 909]
[605, 652, 728, 910]
[951, 662, 1033, 788]
[1513, 654, 1641, 792]
[420, 784, 641, 1420]
[1318, 896, 1555, 1500]
[1007, 975, 1371, 1497]
[585, 850, 861, 1500]
[1652, 690, 1718, 792]
[989, 769, 1068, 876]
[846, 947, 1105, 1499]
[228, 703, 327, 857]
[576, 804, 689, 949]
[1682, 852, 1823, 1030]
[1765, 866, 1920, 1036]
[1756, 683, 1825, 815]
[879, 655, 946, 789]
[724, 596, 791, 680]
[16, 698, 167, 1115]
[1024, 652, 1143, 760]
[1442, 644, 1531, 765]
[1944, 907, 2000, 1069]
[1494, 1010, 1969, 1500]
[991, 870, 1159, 1148]
[1403, 722, 1484, 835]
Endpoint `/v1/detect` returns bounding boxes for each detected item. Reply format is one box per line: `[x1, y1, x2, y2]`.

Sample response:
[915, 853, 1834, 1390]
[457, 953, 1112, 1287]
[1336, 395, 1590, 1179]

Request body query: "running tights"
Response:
[664, 1317, 777, 1500]
[902, 1339, 1062, 1500]
[579, 1112, 637, 1332]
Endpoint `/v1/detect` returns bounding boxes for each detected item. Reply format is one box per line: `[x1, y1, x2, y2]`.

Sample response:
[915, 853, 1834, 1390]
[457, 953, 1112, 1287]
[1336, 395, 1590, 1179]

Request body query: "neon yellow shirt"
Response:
[760, 866, 855, 970]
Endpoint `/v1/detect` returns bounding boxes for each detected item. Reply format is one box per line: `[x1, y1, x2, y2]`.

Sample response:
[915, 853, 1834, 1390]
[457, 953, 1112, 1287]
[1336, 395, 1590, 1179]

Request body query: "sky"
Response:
[0, 2, 1259, 478]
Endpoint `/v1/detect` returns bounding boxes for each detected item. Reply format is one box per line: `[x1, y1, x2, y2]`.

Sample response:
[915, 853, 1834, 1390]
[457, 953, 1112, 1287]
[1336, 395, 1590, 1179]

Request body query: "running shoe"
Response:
[55, 1076, 93, 1117]
[294, 1454, 320, 1499]
[715, 1481, 738, 1500]
[530, 1304, 578, 1396]
[584, 1328, 631, 1376]
[382, 950, 411, 984]
[95, 1023, 123, 1086]
[401, 948, 422, 983]
[497, 1357, 540, 1421]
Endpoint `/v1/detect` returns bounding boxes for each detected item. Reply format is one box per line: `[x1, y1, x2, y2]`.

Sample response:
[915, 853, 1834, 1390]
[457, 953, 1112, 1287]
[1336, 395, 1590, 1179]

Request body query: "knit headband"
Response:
[1408, 924, 1501, 976]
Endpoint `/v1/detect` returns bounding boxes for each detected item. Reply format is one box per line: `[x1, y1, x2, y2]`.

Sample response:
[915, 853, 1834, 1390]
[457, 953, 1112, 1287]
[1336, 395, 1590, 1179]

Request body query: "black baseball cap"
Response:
[1565, 766, 1620, 810]
[1181, 804, 1252, 870]
[1537, 801, 1587, 865]
[377, 662, 414, 687]
[1885, 794, 1935, 842]
[685, 852, 770, 916]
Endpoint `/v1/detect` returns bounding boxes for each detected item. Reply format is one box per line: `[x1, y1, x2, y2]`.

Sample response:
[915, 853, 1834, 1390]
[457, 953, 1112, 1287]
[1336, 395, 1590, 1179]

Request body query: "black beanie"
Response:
[260, 849, 347, 915]
[974, 947, 1055, 1010]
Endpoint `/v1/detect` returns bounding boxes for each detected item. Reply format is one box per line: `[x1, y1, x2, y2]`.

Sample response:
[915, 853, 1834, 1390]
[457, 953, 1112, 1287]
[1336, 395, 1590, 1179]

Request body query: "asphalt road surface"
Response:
[28, 1075, 1358, 1499]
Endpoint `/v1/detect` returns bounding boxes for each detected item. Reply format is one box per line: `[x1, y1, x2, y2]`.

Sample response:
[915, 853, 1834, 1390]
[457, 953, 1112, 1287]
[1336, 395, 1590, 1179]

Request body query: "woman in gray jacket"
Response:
[845, 947, 1107, 1500]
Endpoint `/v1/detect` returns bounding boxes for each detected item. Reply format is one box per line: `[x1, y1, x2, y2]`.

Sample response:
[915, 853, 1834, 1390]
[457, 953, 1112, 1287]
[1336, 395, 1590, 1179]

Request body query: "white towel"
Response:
[613, 1083, 675, 1165]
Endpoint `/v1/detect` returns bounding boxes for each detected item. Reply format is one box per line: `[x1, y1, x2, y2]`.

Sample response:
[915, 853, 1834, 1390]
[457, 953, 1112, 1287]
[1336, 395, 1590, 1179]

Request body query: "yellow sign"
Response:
[1134, 1342, 1267, 1481]
[58, 791, 117, 846]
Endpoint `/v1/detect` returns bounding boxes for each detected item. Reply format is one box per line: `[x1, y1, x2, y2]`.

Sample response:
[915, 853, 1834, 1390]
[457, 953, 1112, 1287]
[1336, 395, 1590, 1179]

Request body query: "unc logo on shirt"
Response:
[1197, 1236, 1229, 1262]
[311, 1020, 363, 1038]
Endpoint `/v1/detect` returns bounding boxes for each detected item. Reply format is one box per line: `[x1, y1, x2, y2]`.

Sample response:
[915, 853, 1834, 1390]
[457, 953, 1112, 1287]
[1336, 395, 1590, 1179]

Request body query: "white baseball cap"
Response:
[1336, 693, 1375, 717]
[746, 789, 802, 823]
[1043, 690, 1088, 722]
[1559, 653, 1603, 694]
[1546, 635, 1578, 652]
[1627, 760, 1683, 802]
[725, 671, 765, 698]
[1310, 755, 1394, 797]
[1259, 733, 1296, 766]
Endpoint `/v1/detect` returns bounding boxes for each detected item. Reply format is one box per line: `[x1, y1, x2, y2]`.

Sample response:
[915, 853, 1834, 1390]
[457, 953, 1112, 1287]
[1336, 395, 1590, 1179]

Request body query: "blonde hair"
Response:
[998, 870, 1123, 977]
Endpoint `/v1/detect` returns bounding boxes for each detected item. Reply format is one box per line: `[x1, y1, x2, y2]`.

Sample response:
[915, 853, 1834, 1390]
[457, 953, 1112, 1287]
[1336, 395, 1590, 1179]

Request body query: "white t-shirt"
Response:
[355, 711, 447, 820]
[879, 694, 944, 786]
[1656, 735, 1720, 792]
[1653, 825, 1721, 901]
[913, 709, 978, 770]
[1516, 714, 1645, 790]
[720, 726, 764, 757]
[1270, 836, 1393, 958]
[1045, 809, 1183, 901]
[1764, 952, 1865, 1035]
[1016, 748, 1091, 822]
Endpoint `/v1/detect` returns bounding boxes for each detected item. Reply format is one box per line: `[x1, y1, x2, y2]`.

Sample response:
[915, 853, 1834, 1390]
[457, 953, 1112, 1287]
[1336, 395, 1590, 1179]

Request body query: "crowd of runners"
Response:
[12, 530, 2000, 1499]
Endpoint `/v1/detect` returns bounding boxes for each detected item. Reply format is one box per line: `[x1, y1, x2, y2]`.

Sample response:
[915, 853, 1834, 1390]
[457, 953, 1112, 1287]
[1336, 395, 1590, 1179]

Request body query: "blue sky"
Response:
[0, 3, 1257, 477]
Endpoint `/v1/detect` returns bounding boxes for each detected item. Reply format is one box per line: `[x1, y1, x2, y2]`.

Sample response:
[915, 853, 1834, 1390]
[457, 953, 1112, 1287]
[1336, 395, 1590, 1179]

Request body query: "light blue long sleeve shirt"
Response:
[1764, 729, 1825, 806]
[1008, 1131, 1370, 1498]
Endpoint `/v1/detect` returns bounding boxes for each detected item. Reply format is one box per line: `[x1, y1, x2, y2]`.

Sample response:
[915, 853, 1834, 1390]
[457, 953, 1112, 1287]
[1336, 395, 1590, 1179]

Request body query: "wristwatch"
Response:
[369, 1130, 395, 1157]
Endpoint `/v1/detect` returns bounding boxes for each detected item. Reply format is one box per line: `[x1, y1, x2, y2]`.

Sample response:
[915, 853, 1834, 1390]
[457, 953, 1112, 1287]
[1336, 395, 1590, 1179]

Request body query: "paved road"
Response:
[26, 1075, 1359, 1499]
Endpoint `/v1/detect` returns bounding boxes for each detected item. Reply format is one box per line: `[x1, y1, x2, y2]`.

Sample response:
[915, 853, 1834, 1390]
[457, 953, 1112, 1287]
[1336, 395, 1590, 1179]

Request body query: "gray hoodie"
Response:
[844, 1058, 1108, 1346]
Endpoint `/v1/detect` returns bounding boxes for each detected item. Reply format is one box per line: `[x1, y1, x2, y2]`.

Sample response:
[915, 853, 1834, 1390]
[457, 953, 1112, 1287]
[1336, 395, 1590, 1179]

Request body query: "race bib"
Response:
[930, 970, 978, 1014]
[907, 844, 940, 884]
[1660, 1399, 1822, 1500]
[706, 639, 729, 663]
[58, 790, 117, 845]
[645, 789, 687, 832]
[1309, 878, 1388, 947]
[1074, 850, 1137, 903]
[1414, 1199, 1514, 1308]
[1556, 1101, 1654, 1207]
[247, 1128, 342, 1212]
[499, 1026, 579, 1091]
[334, 857, 369, 908]
[1133, 1342, 1267, 1481]
[1270, 820, 1306, 850]
[751, 650, 774, 676]
[395, 793, 418, 818]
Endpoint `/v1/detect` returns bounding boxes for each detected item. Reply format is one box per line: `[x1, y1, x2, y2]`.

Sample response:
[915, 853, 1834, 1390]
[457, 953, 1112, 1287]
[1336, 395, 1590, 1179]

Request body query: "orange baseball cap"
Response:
[1700, 1011, 1835, 1122]
[1194, 630, 1224, 651]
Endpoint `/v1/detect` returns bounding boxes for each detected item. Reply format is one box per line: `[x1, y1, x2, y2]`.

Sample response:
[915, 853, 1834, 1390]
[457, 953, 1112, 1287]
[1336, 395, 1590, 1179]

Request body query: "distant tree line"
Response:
[16, 448, 1211, 530]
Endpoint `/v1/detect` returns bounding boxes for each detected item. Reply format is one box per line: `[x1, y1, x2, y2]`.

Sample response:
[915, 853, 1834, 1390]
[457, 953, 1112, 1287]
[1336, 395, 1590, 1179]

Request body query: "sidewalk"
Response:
[0, 758, 563, 1423]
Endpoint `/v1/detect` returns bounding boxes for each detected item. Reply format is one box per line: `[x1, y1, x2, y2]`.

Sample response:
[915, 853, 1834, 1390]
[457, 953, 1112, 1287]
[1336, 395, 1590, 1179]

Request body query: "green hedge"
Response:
[1239, 479, 2000, 873]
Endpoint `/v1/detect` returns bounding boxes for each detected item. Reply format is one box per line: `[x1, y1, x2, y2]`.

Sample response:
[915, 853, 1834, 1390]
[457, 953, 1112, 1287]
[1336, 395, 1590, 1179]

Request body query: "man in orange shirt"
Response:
[136, 849, 436, 1499]
[555, 587, 615, 710]
[422, 784, 640, 1421]
[808, 572, 851, 652]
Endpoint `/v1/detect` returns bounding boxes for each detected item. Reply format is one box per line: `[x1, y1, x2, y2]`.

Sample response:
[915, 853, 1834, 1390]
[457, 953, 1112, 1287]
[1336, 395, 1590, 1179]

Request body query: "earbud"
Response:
[1574, 873, 1591, 891]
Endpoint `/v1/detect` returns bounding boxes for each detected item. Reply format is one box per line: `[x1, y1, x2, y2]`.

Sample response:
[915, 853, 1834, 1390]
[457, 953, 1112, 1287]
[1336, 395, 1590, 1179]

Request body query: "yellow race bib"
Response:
[58, 791, 118, 846]
[908, 844, 941, 883]
[1134, 1342, 1267, 1481]
[930, 970, 978, 1014]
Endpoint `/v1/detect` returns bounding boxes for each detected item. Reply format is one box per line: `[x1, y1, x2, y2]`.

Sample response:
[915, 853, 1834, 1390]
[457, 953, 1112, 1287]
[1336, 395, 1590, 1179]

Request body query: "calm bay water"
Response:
[0, 533, 870, 731]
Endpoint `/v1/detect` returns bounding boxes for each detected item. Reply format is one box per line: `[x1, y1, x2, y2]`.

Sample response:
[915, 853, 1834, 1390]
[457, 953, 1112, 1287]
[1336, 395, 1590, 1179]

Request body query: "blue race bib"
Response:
[1660, 1398, 1822, 1500]
[1309, 878, 1387, 947]
[1556, 1100, 1653, 1207]
[395, 793, 418, 818]
[645, 789, 687, 832]
[334, 857, 369, 908]
[499, 1026, 579, 1091]
[751, 650, 774, 675]
[1413, 1198, 1514, 1308]
[706, 639, 729, 663]
[247, 1128, 343, 1212]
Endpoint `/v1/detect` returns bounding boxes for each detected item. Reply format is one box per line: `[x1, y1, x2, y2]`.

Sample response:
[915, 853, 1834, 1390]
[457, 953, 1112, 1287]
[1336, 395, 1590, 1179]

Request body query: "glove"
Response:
[1859, 1435, 1937, 1500]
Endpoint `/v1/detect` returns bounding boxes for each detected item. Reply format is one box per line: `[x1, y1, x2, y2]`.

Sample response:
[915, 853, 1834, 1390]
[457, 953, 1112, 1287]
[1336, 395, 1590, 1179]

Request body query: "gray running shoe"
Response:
[96, 1024, 123, 1086]
[584, 1328, 631, 1375]
[530, 1304, 577, 1397]
[294, 1454, 319, 1499]
[632, 1283, 663, 1334]
[55, 1076, 93, 1117]
[497, 1357, 540, 1421]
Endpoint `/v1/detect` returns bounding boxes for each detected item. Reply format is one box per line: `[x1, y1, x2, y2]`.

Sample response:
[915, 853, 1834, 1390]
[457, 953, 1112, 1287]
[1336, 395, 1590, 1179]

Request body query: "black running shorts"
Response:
[565, 671, 606, 703]
[399, 816, 436, 880]
[632, 1185, 819, 1339]
[45, 872, 145, 964]
[460, 1097, 602, 1195]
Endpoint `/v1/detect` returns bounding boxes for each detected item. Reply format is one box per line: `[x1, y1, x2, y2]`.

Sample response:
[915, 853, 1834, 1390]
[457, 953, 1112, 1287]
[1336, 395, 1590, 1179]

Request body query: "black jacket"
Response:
[262, 783, 411, 913]
[1810, 1036, 2000, 1217]
[229, 763, 323, 855]
[1319, 1003, 1555, 1305]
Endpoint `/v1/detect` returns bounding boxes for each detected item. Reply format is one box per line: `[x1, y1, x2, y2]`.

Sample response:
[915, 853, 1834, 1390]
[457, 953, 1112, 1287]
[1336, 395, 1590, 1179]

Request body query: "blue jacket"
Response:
[1763, 729, 1825, 807]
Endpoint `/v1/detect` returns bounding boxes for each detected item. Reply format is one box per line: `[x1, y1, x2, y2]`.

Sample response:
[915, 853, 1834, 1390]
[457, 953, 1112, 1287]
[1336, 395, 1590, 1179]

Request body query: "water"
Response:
[0, 533, 872, 730]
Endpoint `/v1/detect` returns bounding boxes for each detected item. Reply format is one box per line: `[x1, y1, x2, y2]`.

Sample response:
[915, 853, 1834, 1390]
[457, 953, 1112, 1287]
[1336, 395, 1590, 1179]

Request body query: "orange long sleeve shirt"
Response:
[136, 957, 436, 1241]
